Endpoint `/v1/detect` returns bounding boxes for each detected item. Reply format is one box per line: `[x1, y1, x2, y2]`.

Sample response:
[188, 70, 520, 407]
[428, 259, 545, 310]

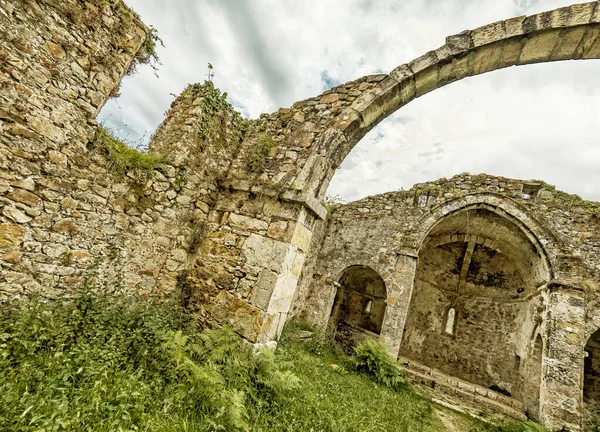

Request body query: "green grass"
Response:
[248, 333, 441, 432]
[0, 287, 547, 431]
[92, 127, 165, 173]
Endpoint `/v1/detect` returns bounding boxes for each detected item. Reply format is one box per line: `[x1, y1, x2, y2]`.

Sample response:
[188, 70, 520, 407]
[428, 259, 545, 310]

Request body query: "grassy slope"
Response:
[251, 337, 443, 432]
[0, 291, 546, 432]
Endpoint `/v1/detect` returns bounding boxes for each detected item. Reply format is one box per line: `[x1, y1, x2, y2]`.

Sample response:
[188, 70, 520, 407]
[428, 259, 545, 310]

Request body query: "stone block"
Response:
[519, 30, 560, 64]
[229, 213, 268, 232]
[471, 42, 503, 75]
[408, 51, 438, 74]
[2, 250, 23, 264]
[251, 269, 278, 310]
[593, 3, 600, 23]
[7, 188, 42, 207]
[241, 233, 294, 273]
[211, 291, 265, 342]
[414, 66, 439, 97]
[445, 30, 473, 51]
[580, 25, 600, 58]
[471, 21, 506, 47]
[551, 26, 587, 60]
[504, 16, 526, 38]
[319, 93, 342, 104]
[568, 3, 595, 26]
[268, 252, 304, 314]
[291, 223, 312, 253]
[3, 207, 32, 224]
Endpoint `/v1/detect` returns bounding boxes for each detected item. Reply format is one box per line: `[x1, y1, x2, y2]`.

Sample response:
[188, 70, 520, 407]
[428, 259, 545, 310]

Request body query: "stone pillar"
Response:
[207, 195, 319, 344]
[380, 253, 417, 355]
[540, 282, 586, 431]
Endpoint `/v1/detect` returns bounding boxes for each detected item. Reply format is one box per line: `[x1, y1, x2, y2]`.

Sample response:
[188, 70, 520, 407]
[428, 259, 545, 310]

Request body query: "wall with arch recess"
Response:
[291, 172, 600, 430]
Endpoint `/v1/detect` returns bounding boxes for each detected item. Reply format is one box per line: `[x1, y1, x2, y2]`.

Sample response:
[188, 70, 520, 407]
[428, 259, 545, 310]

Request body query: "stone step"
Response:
[398, 357, 528, 422]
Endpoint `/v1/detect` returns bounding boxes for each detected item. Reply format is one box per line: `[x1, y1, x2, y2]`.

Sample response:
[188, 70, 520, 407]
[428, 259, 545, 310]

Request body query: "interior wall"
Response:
[399, 277, 527, 395]
[399, 208, 549, 401]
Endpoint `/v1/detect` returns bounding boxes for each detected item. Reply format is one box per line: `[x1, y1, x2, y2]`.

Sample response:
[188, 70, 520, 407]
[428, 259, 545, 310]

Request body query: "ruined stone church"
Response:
[1, 0, 600, 430]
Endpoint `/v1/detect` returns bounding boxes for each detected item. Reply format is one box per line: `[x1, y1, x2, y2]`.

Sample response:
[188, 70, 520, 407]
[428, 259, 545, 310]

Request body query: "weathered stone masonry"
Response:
[293, 174, 600, 429]
[2, 0, 600, 430]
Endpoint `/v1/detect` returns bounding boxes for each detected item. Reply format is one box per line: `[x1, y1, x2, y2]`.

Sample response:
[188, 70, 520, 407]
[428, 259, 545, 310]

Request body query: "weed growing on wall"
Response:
[129, 25, 163, 76]
[91, 127, 165, 173]
[543, 183, 600, 214]
[193, 80, 248, 147]
[247, 134, 274, 173]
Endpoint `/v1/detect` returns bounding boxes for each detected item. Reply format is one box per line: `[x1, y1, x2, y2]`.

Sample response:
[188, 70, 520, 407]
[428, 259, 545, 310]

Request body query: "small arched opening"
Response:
[328, 265, 387, 349]
[584, 329, 600, 428]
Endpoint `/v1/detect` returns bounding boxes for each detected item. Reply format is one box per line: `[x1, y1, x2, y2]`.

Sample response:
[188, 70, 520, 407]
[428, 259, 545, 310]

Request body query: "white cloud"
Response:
[100, 0, 600, 201]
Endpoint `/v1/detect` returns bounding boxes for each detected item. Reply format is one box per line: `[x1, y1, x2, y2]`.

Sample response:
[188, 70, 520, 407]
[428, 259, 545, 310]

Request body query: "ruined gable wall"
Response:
[293, 172, 600, 342]
[298, 173, 600, 307]
[0, 1, 234, 301]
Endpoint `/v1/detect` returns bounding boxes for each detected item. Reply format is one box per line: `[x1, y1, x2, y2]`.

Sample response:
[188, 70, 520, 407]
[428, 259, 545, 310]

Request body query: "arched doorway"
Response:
[328, 265, 387, 349]
[399, 204, 550, 408]
[584, 329, 600, 428]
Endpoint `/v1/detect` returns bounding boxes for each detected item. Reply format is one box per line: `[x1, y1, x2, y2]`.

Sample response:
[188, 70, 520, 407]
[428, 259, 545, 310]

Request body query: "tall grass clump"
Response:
[0, 285, 297, 431]
[92, 127, 165, 173]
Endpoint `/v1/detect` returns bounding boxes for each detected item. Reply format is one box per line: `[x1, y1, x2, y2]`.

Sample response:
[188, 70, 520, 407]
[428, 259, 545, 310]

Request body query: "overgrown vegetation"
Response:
[247, 134, 274, 173]
[129, 25, 163, 76]
[91, 127, 165, 173]
[321, 193, 345, 211]
[191, 79, 248, 148]
[543, 182, 600, 214]
[354, 339, 405, 389]
[0, 286, 297, 431]
[58, 0, 163, 77]
[0, 289, 550, 431]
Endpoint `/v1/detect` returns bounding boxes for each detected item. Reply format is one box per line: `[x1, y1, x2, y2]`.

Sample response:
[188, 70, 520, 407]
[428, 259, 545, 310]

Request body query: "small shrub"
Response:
[247, 134, 274, 173]
[354, 339, 405, 389]
[92, 127, 165, 173]
[129, 25, 163, 76]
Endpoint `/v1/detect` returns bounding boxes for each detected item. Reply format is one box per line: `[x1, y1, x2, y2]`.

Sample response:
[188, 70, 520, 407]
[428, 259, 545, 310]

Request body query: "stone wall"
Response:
[3, 1, 600, 429]
[0, 1, 237, 305]
[292, 173, 600, 430]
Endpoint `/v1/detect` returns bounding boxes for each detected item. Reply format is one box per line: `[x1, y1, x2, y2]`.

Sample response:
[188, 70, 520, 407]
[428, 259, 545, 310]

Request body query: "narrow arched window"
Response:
[444, 308, 456, 335]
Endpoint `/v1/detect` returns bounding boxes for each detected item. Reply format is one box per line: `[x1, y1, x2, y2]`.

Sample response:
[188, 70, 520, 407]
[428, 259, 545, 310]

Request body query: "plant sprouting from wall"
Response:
[247, 134, 274, 173]
[128, 25, 163, 76]
[190, 80, 249, 148]
[91, 127, 165, 174]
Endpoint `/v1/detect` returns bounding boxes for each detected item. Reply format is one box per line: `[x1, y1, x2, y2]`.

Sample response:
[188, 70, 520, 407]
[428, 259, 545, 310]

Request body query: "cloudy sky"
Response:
[100, 0, 600, 202]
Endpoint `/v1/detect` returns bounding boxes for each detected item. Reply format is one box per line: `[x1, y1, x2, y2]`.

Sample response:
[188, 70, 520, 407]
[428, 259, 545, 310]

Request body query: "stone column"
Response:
[380, 253, 418, 355]
[540, 282, 586, 431]
[208, 198, 319, 344]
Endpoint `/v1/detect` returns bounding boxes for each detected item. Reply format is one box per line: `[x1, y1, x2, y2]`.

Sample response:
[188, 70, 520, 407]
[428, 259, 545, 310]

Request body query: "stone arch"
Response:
[279, 2, 600, 206]
[399, 194, 552, 406]
[416, 193, 556, 280]
[328, 265, 388, 349]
